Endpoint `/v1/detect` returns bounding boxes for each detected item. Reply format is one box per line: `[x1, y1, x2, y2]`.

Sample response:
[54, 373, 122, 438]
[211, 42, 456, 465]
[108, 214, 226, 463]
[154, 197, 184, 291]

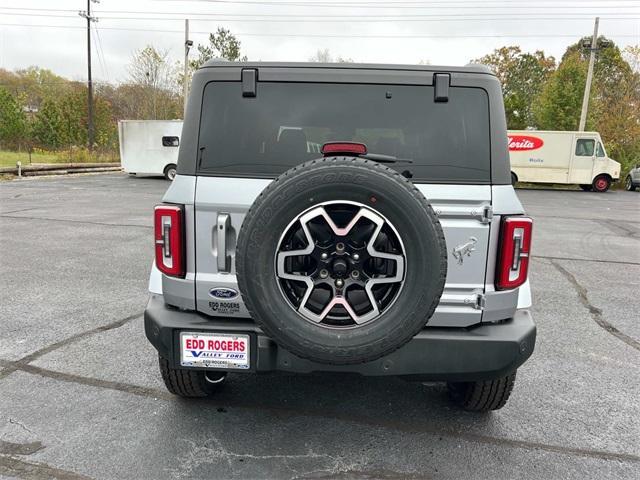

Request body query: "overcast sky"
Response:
[1, 0, 639, 84]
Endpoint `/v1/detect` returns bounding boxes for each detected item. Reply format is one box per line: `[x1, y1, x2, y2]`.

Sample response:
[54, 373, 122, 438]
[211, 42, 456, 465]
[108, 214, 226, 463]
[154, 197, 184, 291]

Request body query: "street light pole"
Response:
[578, 17, 599, 132]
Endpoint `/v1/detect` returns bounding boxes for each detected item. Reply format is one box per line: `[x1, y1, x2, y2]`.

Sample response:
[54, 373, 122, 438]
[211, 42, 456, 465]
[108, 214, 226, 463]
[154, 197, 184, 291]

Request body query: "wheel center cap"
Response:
[331, 258, 348, 277]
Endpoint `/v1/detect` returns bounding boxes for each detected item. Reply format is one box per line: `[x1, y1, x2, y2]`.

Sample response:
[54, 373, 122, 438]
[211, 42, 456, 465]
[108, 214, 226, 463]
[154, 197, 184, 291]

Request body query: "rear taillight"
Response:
[154, 205, 185, 278]
[321, 142, 367, 156]
[496, 216, 533, 290]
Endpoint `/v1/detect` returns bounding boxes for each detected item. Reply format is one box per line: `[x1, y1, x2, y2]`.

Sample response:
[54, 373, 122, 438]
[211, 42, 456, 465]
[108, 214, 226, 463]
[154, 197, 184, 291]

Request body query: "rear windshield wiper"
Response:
[361, 153, 413, 164]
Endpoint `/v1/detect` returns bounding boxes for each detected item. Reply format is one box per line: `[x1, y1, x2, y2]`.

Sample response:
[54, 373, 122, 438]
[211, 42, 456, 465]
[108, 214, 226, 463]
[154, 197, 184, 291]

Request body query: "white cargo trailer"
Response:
[508, 130, 621, 192]
[118, 120, 182, 180]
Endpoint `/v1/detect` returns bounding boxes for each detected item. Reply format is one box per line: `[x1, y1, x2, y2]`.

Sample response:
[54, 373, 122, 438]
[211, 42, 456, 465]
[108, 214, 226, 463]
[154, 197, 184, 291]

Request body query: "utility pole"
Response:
[578, 17, 599, 131]
[79, 1, 98, 151]
[184, 19, 192, 117]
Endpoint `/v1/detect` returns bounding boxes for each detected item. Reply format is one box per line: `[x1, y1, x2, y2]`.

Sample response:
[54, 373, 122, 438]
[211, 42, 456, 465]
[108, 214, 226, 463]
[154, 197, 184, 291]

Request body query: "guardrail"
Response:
[0, 162, 122, 177]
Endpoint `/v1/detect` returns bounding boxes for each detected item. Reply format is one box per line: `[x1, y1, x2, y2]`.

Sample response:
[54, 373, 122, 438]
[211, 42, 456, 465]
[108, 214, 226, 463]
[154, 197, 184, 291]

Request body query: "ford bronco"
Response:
[144, 61, 536, 412]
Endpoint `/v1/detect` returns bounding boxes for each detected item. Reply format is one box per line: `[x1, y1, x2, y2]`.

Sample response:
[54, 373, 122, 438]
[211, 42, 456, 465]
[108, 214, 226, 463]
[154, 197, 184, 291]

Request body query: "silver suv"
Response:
[145, 62, 536, 412]
[626, 164, 640, 191]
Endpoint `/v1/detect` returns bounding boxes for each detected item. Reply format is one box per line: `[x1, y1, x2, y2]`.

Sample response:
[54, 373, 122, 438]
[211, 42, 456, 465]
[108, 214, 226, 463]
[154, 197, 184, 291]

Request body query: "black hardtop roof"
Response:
[200, 59, 495, 76]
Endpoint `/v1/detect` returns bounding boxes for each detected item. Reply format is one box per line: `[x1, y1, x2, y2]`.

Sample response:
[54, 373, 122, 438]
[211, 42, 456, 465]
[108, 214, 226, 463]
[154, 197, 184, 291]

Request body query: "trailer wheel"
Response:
[592, 174, 611, 193]
[163, 164, 177, 181]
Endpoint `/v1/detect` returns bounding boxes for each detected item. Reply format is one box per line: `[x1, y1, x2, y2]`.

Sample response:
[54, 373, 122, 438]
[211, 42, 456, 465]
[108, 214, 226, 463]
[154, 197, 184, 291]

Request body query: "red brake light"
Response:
[321, 142, 367, 156]
[154, 205, 185, 278]
[496, 216, 533, 290]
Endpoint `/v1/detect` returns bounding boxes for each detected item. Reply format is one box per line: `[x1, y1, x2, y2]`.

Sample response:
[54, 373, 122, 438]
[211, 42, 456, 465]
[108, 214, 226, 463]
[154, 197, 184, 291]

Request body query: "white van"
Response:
[508, 130, 621, 192]
[118, 120, 182, 180]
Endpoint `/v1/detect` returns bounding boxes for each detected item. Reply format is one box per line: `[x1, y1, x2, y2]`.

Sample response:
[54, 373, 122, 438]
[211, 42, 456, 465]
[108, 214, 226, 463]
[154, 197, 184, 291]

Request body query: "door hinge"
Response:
[474, 294, 486, 310]
[481, 205, 493, 224]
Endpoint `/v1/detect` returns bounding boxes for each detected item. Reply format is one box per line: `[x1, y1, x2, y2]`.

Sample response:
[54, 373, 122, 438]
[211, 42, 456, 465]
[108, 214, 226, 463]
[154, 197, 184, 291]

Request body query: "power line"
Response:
[2, 10, 639, 22]
[3, 8, 640, 17]
[151, 0, 640, 8]
[93, 25, 111, 82]
[1, 22, 638, 38]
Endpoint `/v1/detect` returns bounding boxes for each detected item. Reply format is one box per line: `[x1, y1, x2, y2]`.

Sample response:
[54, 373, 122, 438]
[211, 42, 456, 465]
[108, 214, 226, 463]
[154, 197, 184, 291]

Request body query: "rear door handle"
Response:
[217, 213, 230, 272]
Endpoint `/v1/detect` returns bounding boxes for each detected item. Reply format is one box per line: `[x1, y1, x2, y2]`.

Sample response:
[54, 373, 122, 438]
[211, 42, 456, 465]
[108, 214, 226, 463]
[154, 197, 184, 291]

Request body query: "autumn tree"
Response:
[535, 39, 640, 173]
[474, 46, 555, 129]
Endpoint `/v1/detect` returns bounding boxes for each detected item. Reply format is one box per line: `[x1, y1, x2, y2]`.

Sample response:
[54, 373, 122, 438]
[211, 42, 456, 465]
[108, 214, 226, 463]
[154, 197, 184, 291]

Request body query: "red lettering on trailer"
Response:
[508, 135, 544, 151]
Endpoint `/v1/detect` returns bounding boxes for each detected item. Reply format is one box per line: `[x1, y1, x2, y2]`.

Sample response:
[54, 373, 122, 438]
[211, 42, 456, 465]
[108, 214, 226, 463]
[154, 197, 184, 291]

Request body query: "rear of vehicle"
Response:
[508, 130, 620, 192]
[145, 62, 536, 411]
[625, 164, 640, 191]
[118, 120, 182, 180]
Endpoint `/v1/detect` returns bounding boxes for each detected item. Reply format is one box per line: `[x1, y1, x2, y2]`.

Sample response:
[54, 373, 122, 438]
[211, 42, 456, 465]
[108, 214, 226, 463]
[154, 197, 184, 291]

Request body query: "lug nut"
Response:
[352, 253, 360, 261]
[320, 269, 329, 279]
[351, 270, 360, 279]
[321, 252, 328, 260]
[336, 242, 345, 252]
[335, 279, 344, 288]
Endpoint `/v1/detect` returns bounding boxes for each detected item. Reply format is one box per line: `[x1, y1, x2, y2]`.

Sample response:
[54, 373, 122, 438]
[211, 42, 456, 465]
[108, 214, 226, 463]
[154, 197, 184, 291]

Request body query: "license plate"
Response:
[180, 332, 250, 370]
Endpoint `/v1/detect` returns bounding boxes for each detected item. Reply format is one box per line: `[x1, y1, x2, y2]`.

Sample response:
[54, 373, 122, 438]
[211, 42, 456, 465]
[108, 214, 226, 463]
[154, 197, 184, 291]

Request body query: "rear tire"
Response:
[447, 372, 516, 412]
[158, 355, 226, 398]
[592, 174, 611, 193]
[510, 172, 518, 186]
[625, 176, 636, 191]
[163, 164, 177, 181]
[579, 184, 592, 191]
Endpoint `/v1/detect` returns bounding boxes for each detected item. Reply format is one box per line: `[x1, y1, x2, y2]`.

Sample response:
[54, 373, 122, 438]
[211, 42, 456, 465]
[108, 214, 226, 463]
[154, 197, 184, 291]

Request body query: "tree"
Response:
[126, 46, 179, 120]
[32, 98, 64, 149]
[474, 46, 555, 129]
[0, 87, 28, 150]
[308, 49, 353, 63]
[533, 51, 586, 131]
[32, 85, 117, 150]
[191, 27, 247, 70]
[599, 45, 640, 173]
[534, 38, 640, 175]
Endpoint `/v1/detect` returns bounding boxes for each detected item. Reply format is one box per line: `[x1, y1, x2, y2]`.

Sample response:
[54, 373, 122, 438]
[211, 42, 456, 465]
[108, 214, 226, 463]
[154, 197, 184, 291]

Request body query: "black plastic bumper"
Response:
[144, 294, 536, 381]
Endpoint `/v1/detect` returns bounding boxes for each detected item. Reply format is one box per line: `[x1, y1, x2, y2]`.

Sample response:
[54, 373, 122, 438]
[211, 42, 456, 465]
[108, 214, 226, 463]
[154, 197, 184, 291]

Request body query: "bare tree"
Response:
[127, 46, 177, 119]
[309, 49, 354, 63]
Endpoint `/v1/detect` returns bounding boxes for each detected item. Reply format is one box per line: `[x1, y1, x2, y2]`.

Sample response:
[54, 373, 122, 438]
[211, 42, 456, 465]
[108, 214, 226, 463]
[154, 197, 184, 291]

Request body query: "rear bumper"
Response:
[144, 294, 536, 381]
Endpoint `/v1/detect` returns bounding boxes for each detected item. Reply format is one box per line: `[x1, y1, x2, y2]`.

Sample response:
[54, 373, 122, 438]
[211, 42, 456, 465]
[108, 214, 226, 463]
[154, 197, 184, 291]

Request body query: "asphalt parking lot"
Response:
[1, 173, 639, 480]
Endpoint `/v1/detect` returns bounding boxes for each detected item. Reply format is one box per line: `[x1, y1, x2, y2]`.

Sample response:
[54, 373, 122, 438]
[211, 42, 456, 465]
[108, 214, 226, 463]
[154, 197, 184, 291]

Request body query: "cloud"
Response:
[1, 0, 638, 82]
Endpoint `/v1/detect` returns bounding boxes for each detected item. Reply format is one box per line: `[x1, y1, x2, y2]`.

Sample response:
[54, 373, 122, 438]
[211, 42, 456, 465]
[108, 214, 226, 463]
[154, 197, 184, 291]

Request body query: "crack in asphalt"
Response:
[534, 255, 640, 266]
[0, 214, 152, 229]
[6, 362, 639, 465]
[597, 219, 640, 238]
[0, 455, 93, 480]
[0, 207, 39, 215]
[0, 441, 44, 456]
[0, 313, 141, 381]
[551, 260, 640, 352]
[0, 297, 638, 467]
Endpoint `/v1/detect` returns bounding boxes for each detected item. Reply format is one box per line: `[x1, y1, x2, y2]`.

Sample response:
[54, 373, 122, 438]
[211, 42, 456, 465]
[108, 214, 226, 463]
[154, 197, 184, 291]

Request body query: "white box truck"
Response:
[508, 130, 621, 192]
[118, 120, 182, 180]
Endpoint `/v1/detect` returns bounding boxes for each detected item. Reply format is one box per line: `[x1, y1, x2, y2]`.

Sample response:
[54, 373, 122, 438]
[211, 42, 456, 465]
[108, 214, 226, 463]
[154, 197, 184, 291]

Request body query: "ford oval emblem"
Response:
[209, 287, 239, 299]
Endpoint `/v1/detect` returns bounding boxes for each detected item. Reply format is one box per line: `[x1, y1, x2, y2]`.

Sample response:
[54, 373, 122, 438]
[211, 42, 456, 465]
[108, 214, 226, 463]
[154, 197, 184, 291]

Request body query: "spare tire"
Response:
[236, 157, 447, 365]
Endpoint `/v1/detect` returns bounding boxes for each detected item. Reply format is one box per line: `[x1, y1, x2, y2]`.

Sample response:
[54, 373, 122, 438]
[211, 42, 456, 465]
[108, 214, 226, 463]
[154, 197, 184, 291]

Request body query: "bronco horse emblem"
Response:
[452, 237, 478, 265]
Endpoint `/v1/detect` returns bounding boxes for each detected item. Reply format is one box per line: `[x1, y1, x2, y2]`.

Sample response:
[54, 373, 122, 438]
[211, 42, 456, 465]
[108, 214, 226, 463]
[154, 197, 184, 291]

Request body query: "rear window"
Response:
[197, 82, 490, 183]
